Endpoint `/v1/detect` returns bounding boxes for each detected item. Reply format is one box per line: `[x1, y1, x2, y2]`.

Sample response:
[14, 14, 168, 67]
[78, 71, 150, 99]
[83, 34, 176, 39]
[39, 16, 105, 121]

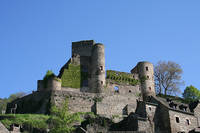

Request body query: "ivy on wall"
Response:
[61, 64, 88, 88]
[106, 70, 139, 86]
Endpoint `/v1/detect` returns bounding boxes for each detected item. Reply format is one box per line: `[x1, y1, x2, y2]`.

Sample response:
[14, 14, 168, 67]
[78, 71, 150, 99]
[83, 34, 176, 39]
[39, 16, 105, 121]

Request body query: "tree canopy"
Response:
[154, 61, 184, 96]
[182, 85, 200, 102]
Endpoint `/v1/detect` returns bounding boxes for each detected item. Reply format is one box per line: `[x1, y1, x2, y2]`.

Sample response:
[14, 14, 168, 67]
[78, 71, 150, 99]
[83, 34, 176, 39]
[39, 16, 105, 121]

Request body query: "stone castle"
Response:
[6, 40, 200, 133]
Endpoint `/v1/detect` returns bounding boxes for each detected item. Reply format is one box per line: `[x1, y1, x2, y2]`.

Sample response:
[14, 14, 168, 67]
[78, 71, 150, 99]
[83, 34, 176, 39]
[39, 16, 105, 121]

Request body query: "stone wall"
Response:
[106, 83, 140, 95]
[137, 118, 152, 133]
[52, 89, 96, 113]
[6, 91, 51, 114]
[53, 87, 139, 117]
[194, 103, 200, 127]
[156, 103, 171, 132]
[169, 110, 197, 133]
[96, 93, 139, 117]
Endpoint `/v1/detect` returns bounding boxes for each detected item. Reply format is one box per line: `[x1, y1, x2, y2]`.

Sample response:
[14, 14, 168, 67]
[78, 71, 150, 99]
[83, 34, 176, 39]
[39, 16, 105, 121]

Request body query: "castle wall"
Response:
[6, 91, 52, 114]
[105, 82, 140, 95]
[52, 89, 96, 113]
[96, 94, 139, 117]
[169, 110, 197, 133]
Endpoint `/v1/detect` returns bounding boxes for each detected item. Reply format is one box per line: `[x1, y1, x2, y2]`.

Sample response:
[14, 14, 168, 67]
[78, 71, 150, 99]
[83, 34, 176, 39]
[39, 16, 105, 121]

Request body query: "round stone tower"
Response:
[90, 43, 105, 93]
[137, 62, 155, 100]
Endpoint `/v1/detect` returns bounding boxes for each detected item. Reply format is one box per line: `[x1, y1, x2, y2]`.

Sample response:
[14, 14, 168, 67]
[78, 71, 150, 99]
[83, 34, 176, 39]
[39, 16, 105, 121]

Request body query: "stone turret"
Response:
[37, 77, 61, 91]
[131, 61, 155, 100]
[89, 43, 105, 93]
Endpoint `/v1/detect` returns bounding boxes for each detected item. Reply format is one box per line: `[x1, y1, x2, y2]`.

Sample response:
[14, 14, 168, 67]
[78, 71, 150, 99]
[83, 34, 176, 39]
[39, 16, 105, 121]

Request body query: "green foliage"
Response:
[61, 64, 88, 88]
[43, 70, 56, 88]
[182, 85, 200, 102]
[48, 98, 82, 133]
[0, 114, 49, 129]
[106, 70, 139, 86]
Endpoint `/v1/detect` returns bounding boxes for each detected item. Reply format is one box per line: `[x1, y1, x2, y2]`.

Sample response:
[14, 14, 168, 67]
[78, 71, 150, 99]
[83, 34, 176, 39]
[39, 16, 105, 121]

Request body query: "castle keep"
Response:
[7, 40, 200, 133]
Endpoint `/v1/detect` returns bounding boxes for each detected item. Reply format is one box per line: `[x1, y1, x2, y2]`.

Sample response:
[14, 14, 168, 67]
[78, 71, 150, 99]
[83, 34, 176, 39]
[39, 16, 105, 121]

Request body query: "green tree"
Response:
[48, 98, 82, 133]
[183, 85, 200, 102]
[154, 61, 184, 96]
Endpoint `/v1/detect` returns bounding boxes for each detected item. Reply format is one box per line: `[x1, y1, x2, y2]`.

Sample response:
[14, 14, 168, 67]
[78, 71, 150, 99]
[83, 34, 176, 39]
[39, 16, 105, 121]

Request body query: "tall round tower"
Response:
[137, 62, 155, 100]
[90, 43, 105, 93]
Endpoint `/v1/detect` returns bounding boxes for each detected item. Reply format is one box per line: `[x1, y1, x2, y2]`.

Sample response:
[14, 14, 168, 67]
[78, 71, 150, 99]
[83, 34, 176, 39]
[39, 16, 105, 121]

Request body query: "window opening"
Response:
[149, 87, 151, 91]
[176, 117, 180, 123]
[129, 90, 132, 93]
[186, 119, 190, 125]
[100, 66, 103, 71]
[101, 81, 103, 85]
[149, 107, 151, 111]
[146, 67, 149, 71]
[147, 76, 149, 79]
[114, 86, 119, 93]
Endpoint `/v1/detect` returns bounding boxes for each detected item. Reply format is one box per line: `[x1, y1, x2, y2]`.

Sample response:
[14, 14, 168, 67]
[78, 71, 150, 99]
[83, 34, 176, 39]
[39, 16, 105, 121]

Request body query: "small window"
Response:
[101, 81, 103, 85]
[100, 66, 103, 71]
[149, 87, 151, 90]
[146, 67, 149, 71]
[129, 90, 132, 93]
[176, 117, 180, 123]
[186, 119, 190, 125]
[149, 107, 151, 111]
[114, 86, 119, 93]
[147, 76, 149, 79]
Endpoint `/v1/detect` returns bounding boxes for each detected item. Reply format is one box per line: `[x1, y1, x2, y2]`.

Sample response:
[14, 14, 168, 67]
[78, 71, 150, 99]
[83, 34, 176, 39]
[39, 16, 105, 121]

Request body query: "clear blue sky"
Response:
[0, 0, 200, 98]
